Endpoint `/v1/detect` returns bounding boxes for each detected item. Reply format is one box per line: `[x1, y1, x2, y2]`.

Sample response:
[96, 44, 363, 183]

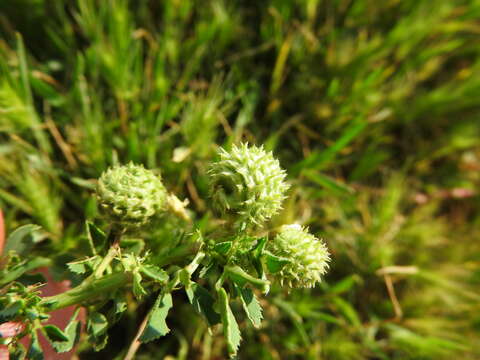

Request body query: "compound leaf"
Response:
[43, 325, 68, 342]
[218, 287, 241, 357]
[87, 312, 109, 351]
[139, 292, 173, 343]
[185, 282, 221, 327]
[5, 224, 46, 256]
[264, 252, 290, 274]
[0, 301, 22, 321]
[51, 310, 82, 353]
[67, 256, 100, 275]
[140, 264, 168, 283]
[237, 286, 263, 328]
[0, 257, 51, 287]
[213, 241, 232, 255]
[132, 272, 147, 299]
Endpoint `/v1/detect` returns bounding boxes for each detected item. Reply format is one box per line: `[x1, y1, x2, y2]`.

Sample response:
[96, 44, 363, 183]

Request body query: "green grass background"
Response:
[1, 0, 479, 359]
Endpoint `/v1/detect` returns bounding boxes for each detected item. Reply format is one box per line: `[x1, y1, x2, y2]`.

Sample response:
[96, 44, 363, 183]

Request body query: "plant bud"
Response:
[269, 224, 330, 288]
[208, 143, 289, 227]
[96, 163, 167, 231]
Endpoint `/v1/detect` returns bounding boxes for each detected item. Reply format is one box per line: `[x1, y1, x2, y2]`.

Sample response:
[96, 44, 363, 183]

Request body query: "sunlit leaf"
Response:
[140, 292, 173, 343]
[237, 285, 263, 328]
[218, 287, 241, 357]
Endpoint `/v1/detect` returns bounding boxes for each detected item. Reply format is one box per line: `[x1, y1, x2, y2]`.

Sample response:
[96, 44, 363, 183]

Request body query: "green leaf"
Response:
[213, 241, 232, 255]
[51, 309, 82, 353]
[218, 287, 241, 357]
[252, 237, 267, 259]
[114, 296, 127, 315]
[0, 301, 23, 321]
[140, 264, 169, 283]
[303, 170, 354, 196]
[139, 292, 173, 343]
[67, 256, 100, 275]
[332, 297, 361, 327]
[86, 221, 106, 255]
[0, 257, 52, 286]
[237, 285, 263, 328]
[27, 330, 44, 360]
[87, 312, 109, 350]
[132, 272, 147, 299]
[328, 275, 361, 295]
[273, 299, 310, 346]
[264, 252, 290, 274]
[251, 237, 267, 280]
[291, 119, 367, 174]
[92, 332, 109, 351]
[224, 265, 270, 292]
[87, 312, 108, 337]
[185, 282, 221, 327]
[30, 74, 65, 107]
[307, 311, 342, 324]
[178, 268, 191, 287]
[106, 294, 128, 324]
[43, 325, 69, 342]
[5, 224, 46, 256]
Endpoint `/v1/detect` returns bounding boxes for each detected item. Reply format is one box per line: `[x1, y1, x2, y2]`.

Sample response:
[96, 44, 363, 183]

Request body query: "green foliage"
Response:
[218, 287, 242, 357]
[49, 309, 82, 353]
[185, 283, 221, 327]
[139, 293, 173, 343]
[3, 224, 46, 255]
[237, 286, 263, 328]
[87, 312, 109, 351]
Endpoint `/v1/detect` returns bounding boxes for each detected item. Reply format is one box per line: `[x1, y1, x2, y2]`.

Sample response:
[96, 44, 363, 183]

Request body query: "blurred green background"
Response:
[0, 0, 479, 359]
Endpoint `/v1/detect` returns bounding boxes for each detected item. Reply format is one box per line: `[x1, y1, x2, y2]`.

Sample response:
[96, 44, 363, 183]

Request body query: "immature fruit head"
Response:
[268, 224, 330, 288]
[96, 163, 167, 231]
[208, 143, 289, 227]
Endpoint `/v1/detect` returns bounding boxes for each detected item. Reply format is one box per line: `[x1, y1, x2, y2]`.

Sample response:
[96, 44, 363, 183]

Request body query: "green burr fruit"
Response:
[268, 224, 330, 288]
[96, 163, 167, 231]
[208, 143, 289, 227]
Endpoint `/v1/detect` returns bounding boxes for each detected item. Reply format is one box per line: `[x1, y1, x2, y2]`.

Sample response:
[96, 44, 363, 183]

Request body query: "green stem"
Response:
[185, 251, 205, 275]
[39, 240, 200, 312]
[40, 272, 131, 311]
[93, 241, 120, 278]
[224, 265, 270, 291]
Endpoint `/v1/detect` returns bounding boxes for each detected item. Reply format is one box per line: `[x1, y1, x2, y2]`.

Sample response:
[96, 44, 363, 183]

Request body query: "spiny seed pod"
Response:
[208, 143, 289, 227]
[96, 163, 167, 231]
[268, 224, 330, 288]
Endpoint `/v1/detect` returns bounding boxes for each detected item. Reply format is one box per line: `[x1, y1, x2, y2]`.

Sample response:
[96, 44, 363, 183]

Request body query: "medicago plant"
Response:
[0, 143, 330, 359]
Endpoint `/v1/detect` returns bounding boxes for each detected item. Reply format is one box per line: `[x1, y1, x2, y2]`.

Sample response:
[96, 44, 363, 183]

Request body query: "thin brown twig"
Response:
[44, 103, 78, 169]
[383, 274, 403, 320]
[186, 172, 205, 211]
[124, 311, 150, 360]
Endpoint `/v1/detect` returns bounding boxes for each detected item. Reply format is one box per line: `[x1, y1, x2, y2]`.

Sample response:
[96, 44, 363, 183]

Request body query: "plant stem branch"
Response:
[40, 271, 131, 311]
[123, 311, 150, 360]
[93, 237, 120, 278]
